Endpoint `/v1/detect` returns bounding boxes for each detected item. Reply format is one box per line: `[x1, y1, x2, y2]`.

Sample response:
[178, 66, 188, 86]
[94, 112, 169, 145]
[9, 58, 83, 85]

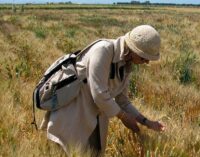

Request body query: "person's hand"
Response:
[145, 120, 165, 132]
[117, 110, 140, 133]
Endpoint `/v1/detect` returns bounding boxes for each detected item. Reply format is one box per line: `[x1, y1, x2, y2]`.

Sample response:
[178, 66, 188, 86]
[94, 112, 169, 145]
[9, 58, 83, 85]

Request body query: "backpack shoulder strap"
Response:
[78, 39, 116, 80]
[77, 39, 114, 57]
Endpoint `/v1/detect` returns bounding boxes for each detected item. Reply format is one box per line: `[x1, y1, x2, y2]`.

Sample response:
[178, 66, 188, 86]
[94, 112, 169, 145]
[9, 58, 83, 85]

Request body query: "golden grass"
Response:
[0, 5, 200, 157]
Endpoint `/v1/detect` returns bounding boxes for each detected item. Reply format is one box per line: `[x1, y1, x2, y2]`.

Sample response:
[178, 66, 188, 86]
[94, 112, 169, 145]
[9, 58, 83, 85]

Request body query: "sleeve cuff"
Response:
[100, 99, 121, 118]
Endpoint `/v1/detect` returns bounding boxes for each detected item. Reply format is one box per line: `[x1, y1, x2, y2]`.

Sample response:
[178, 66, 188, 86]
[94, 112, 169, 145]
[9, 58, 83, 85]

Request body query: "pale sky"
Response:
[0, 0, 199, 4]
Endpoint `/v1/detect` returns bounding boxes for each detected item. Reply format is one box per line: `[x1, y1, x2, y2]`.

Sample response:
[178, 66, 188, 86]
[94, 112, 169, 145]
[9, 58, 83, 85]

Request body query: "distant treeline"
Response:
[116, 1, 200, 7]
[0, 4, 154, 10]
[0, 2, 199, 10]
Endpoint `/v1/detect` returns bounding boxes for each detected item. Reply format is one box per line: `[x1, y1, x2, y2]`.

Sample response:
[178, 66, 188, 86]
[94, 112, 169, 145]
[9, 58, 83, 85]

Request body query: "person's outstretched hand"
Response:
[117, 110, 140, 133]
[146, 120, 165, 132]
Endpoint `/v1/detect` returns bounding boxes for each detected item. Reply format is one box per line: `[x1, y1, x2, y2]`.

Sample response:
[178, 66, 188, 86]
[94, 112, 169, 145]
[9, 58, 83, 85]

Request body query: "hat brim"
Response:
[124, 32, 160, 61]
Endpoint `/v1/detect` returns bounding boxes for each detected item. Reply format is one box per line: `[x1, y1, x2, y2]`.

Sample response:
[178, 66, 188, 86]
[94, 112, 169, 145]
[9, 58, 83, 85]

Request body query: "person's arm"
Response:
[88, 43, 121, 117]
[117, 104, 165, 132]
[116, 89, 165, 132]
[117, 110, 140, 133]
[115, 84, 140, 118]
[115, 86, 140, 133]
[123, 104, 165, 132]
[136, 114, 165, 131]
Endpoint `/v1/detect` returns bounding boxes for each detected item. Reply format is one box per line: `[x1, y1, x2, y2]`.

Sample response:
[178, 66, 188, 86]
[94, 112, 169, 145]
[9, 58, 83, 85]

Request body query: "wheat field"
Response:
[0, 5, 200, 157]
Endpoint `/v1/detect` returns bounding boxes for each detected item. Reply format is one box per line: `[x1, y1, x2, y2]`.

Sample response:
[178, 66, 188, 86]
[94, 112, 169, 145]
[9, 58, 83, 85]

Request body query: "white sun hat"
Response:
[125, 25, 161, 61]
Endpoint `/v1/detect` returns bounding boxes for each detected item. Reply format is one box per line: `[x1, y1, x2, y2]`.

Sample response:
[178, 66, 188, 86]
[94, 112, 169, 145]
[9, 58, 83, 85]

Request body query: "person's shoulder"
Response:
[88, 39, 114, 59]
[95, 39, 114, 50]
